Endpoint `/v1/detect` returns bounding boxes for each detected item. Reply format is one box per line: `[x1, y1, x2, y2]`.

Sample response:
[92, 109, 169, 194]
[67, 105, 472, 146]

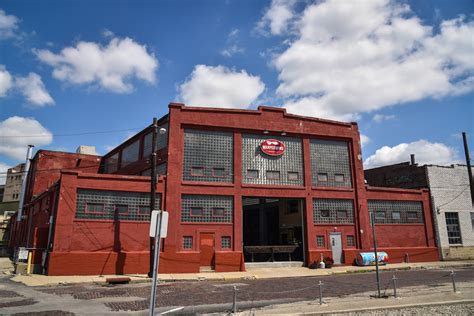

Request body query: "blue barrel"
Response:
[356, 252, 389, 266]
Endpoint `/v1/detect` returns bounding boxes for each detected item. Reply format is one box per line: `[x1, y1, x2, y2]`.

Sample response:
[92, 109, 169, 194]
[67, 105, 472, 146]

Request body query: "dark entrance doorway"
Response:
[242, 197, 305, 263]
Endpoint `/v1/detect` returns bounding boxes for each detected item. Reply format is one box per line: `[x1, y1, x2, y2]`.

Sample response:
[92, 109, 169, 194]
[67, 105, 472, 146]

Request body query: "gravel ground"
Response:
[328, 303, 474, 315]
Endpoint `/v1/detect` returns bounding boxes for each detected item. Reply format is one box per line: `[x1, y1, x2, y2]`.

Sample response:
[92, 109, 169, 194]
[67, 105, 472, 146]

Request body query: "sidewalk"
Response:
[7, 259, 474, 287]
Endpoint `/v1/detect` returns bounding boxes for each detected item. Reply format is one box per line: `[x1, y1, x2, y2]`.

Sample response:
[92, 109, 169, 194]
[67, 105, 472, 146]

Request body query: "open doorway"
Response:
[242, 197, 305, 263]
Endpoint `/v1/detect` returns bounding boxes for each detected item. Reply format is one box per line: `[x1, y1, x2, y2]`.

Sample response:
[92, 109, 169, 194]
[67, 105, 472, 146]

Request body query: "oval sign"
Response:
[260, 139, 286, 156]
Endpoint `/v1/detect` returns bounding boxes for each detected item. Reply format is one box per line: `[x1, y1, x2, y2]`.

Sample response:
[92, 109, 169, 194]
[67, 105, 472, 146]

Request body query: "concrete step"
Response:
[245, 261, 304, 269]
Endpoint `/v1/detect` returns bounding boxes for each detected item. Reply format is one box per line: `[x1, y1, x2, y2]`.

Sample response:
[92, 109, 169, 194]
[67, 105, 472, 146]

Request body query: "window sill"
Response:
[312, 187, 354, 192]
[181, 181, 234, 187]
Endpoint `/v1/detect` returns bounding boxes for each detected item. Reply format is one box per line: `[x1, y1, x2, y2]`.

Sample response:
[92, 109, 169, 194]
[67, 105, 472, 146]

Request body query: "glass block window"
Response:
[183, 129, 233, 183]
[221, 236, 231, 249]
[368, 200, 424, 224]
[181, 195, 233, 223]
[310, 139, 352, 188]
[103, 153, 119, 173]
[242, 134, 304, 186]
[445, 212, 462, 245]
[121, 140, 140, 167]
[317, 235, 325, 248]
[313, 199, 354, 224]
[76, 189, 160, 221]
[347, 235, 355, 247]
[183, 236, 193, 249]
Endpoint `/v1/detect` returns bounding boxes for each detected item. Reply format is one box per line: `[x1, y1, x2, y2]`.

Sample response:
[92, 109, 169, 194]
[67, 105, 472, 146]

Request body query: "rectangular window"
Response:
[121, 139, 140, 167]
[337, 210, 347, 219]
[317, 173, 328, 182]
[407, 211, 418, 221]
[266, 170, 280, 180]
[317, 235, 325, 248]
[86, 203, 105, 214]
[221, 236, 231, 249]
[288, 171, 299, 181]
[321, 210, 330, 217]
[190, 167, 204, 176]
[183, 236, 193, 249]
[212, 208, 225, 217]
[104, 153, 119, 173]
[445, 212, 462, 245]
[212, 167, 226, 177]
[391, 211, 401, 220]
[471, 213, 474, 232]
[335, 174, 345, 183]
[143, 132, 152, 158]
[247, 169, 259, 179]
[115, 205, 128, 214]
[347, 235, 355, 247]
[375, 211, 385, 220]
[190, 207, 204, 217]
[138, 205, 150, 215]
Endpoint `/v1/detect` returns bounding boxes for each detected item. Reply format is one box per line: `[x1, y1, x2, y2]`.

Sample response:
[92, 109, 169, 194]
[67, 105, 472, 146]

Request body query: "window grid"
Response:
[317, 235, 325, 248]
[183, 236, 193, 249]
[313, 199, 354, 224]
[76, 189, 160, 221]
[242, 134, 304, 186]
[181, 195, 233, 223]
[445, 212, 462, 244]
[183, 129, 233, 183]
[310, 139, 352, 188]
[347, 235, 355, 247]
[221, 236, 231, 249]
[368, 200, 424, 224]
[121, 139, 140, 167]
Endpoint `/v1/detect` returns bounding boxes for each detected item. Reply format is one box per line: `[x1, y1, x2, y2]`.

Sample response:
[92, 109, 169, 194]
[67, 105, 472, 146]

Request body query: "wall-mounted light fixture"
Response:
[263, 130, 269, 134]
[281, 132, 287, 136]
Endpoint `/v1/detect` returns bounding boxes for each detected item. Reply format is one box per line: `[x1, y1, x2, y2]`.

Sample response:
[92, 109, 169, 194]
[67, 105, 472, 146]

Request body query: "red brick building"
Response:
[9, 103, 439, 275]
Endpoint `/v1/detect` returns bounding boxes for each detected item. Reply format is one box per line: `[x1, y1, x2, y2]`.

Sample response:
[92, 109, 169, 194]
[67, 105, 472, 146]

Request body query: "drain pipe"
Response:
[17, 145, 34, 222]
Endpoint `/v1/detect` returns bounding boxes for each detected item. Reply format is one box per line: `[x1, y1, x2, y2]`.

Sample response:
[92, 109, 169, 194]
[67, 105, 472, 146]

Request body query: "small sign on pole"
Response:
[149, 210, 168, 238]
[18, 247, 28, 261]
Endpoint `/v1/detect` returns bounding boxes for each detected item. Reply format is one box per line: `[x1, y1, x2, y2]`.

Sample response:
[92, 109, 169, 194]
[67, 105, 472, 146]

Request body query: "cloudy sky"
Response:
[0, 0, 473, 183]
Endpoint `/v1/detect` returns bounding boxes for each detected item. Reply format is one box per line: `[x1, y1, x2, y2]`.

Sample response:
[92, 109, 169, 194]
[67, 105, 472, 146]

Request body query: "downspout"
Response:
[43, 183, 60, 275]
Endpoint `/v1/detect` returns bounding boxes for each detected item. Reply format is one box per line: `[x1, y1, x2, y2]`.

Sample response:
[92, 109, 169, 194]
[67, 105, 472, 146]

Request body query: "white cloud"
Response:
[0, 162, 9, 185]
[35, 37, 158, 93]
[0, 116, 53, 160]
[269, 0, 474, 121]
[0, 9, 19, 40]
[15, 73, 54, 106]
[257, 0, 296, 35]
[221, 28, 244, 57]
[178, 65, 265, 108]
[0, 65, 12, 96]
[101, 28, 114, 38]
[373, 114, 396, 123]
[360, 134, 370, 148]
[364, 139, 458, 169]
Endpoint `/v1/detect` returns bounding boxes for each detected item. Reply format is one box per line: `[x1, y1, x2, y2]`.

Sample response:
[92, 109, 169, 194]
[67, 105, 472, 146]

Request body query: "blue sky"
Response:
[0, 0, 473, 183]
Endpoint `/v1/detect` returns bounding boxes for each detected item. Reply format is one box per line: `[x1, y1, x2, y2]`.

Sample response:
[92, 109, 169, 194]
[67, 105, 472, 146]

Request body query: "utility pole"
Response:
[462, 132, 474, 206]
[148, 118, 158, 278]
[371, 212, 381, 298]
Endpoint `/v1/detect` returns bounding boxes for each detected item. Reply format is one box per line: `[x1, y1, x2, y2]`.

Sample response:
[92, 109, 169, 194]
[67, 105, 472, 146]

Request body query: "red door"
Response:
[200, 233, 215, 269]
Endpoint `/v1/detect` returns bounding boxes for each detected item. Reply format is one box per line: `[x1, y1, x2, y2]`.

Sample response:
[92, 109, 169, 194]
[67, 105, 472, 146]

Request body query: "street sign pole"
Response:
[149, 211, 168, 316]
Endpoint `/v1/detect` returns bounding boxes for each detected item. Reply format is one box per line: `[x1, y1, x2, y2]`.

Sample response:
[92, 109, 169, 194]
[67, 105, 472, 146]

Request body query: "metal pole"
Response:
[18, 145, 34, 222]
[232, 285, 237, 313]
[392, 275, 397, 298]
[148, 118, 158, 277]
[450, 270, 457, 293]
[371, 212, 381, 298]
[462, 132, 474, 206]
[318, 280, 323, 305]
[149, 217, 161, 316]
